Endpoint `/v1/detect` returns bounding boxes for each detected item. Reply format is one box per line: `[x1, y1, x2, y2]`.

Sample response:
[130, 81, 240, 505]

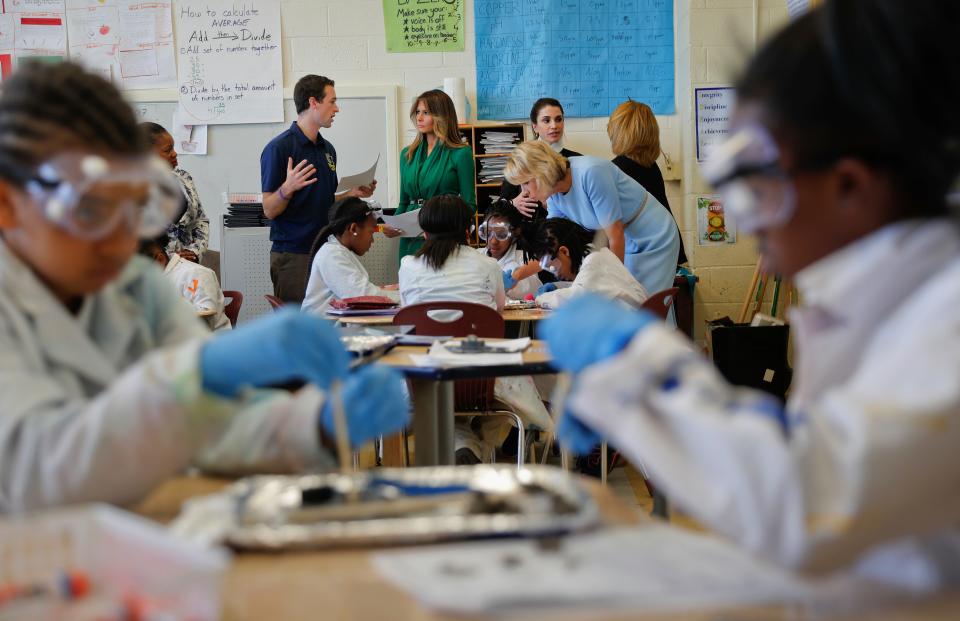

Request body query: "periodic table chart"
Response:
[474, 0, 675, 119]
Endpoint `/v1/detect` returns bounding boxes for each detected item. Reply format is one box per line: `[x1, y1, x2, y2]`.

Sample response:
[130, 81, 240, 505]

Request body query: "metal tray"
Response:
[222, 466, 600, 551]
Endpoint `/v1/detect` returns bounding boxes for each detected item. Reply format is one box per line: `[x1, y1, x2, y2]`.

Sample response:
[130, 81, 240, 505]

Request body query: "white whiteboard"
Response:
[125, 85, 400, 251]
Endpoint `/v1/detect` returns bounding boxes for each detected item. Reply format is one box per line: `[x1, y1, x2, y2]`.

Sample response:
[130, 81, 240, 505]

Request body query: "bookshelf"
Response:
[459, 122, 526, 244]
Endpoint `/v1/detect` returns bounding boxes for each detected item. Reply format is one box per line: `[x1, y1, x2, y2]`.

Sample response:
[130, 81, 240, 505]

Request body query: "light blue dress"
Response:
[547, 156, 680, 297]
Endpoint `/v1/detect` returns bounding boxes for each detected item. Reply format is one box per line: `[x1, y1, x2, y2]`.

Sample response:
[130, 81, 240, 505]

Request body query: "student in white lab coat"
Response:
[477, 200, 543, 300]
[0, 62, 409, 513]
[399, 195, 552, 463]
[533, 218, 648, 310]
[301, 197, 400, 315]
[542, 0, 960, 590]
[140, 233, 232, 331]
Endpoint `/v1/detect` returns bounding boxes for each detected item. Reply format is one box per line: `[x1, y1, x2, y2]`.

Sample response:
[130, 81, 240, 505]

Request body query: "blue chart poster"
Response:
[474, 0, 675, 120]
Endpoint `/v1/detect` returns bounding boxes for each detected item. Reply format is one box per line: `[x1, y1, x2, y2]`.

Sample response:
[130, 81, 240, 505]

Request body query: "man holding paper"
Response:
[261, 75, 376, 303]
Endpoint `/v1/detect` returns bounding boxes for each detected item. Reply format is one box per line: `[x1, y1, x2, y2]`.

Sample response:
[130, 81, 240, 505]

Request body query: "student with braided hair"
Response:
[0, 62, 409, 512]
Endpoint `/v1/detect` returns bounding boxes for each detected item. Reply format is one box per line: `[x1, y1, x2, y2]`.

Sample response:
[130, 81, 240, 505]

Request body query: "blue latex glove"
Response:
[541, 294, 656, 373]
[320, 366, 410, 448]
[201, 308, 350, 398]
[502, 269, 517, 291]
[557, 409, 602, 456]
[536, 282, 557, 296]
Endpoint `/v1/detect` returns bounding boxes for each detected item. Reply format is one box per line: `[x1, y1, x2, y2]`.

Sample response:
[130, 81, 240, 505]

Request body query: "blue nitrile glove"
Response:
[536, 282, 557, 296]
[541, 294, 656, 374]
[320, 366, 410, 448]
[502, 269, 517, 291]
[557, 409, 602, 456]
[200, 308, 350, 398]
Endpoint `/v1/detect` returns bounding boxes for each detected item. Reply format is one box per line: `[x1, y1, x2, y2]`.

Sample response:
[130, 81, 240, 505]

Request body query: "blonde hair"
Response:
[607, 100, 661, 167]
[504, 140, 568, 188]
[405, 90, 467, 162]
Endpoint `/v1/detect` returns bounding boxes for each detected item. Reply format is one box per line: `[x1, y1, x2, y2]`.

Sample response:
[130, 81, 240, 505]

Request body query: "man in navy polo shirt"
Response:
[260, 74, 375, 303]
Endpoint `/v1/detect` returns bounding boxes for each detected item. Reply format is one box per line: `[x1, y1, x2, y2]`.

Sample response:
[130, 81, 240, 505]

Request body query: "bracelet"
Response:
[278, 186, 290, 201]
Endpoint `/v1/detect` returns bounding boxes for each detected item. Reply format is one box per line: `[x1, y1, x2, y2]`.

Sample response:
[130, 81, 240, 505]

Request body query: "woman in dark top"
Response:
[500, 98, 581, 220]
[608, 100, 687, 265]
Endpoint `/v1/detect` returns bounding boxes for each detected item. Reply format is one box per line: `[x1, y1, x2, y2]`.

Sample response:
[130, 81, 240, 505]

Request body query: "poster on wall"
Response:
[175, 0, 282, 125]
[8, 0, 67, 65]
[697, 196, 736, 246]
[474, 0, 675, 119]
[695, 86, 735, 162]
[382, 0, 464, 52]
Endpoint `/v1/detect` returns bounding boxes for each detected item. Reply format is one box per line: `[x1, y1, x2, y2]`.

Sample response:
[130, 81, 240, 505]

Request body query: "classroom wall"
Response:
[276, 0, 790, 344]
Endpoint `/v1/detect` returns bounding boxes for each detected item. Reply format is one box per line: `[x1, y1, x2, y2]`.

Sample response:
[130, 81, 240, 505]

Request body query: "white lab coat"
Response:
[568, 220, 960, 588]
[0, 240, 333, 513]
[477, 244, 542, 300]
[399, 247, 506, 311]
[536, 247, 649, 310]
[163, 254, 231, 331]
[302, 236, 400, 314]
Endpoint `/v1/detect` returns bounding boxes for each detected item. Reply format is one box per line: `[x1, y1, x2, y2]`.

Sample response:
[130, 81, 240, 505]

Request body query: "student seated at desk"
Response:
[139, 233, 231, 331]
[477, 200, 544, 300]
[302, 197, 400, 315]
[398, 195, 552, 464]
[543, 0, 960, 590]
[0, 62, 408, 513]
[533, 218, 648, 310]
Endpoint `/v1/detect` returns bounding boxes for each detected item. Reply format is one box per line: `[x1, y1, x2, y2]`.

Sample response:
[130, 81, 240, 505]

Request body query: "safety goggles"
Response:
[700, 124, 796, 234]
[478, 220, 514, 242]
[539, 253, 562, 277]
[24, 152, 183, 241]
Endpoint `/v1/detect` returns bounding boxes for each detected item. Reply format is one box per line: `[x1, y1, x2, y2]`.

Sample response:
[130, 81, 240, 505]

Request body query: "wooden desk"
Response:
[377, 341, 555, 466]
[333, 308, 551, 326]
[136, 476, 960, 621]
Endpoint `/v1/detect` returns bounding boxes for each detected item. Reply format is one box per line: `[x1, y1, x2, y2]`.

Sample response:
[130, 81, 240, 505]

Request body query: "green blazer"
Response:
[396, 140, 476, 259]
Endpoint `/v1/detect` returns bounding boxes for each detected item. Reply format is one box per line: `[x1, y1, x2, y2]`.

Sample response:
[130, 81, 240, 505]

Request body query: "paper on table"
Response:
[373, 525, 817, 615]
[409, 341, 526, 368]
[335, 155, 379, 193]
[380, 208, 423, 238]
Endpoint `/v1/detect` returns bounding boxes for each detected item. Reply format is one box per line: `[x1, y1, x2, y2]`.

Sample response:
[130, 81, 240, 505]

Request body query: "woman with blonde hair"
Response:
[387, 89, 476, 260]
[504, 141, 679, 300]
[608, 100, 687, 264]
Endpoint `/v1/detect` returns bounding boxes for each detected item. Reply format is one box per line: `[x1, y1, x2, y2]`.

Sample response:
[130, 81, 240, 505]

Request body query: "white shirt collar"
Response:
[539, 136, 565, 153]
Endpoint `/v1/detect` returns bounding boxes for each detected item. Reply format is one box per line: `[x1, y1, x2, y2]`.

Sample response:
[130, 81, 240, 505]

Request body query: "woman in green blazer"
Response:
[386, 89, 476, 259]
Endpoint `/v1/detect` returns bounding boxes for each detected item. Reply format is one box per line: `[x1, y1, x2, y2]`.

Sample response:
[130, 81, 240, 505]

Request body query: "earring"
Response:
[353, 232, 358, 236]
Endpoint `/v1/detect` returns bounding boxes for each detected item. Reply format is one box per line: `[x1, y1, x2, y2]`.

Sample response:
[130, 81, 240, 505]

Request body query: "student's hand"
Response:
[502, 269, 517, 291]
[320, 366, 410, 448]
[536, 282, 557, 297]
[200, 309, 349, 398]
[282, 157, 318, 196]
[177, 249, 199, 263]
[542, 294, 656, 374]
[557, 408, 602, 455]
[512, 191, 539, 218]
[381, 226, 403, 238]
[345, 180, 377, 199]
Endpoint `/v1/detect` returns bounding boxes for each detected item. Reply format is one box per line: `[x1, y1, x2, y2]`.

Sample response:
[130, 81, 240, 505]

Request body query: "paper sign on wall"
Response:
[697, 196, 736, 246]
[9, 0, 67, 64]
[695, 87, 735, 162]
[175, 0, 282, 125]
[382, 0, 464, 53]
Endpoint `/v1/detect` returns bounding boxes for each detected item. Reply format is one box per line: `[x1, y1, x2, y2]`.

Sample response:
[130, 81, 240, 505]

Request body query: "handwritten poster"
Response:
[8, 0, 67, 64]
[695, 87, 735, 162]
[175, 0, 282, 125]
[474, 0, 674, 120]
[65, 0, 119, 82]
[0, 13, 14, 80]
[383, 0, 464, 53]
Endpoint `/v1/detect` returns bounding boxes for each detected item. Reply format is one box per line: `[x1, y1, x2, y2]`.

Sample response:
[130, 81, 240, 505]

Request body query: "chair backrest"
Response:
[393, 301, 504, 338]
[394, 302, 504, 411]
[222, 290, 243, 327]
[264, 294, 284, 311]
[641, 287, 680, 321]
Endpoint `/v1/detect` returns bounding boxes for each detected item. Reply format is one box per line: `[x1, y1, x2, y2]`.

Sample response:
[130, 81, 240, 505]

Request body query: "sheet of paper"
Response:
[380, 208, 423, 238]
[335, 154, 379, 193]
[374, 525, 816, 615]
[14, 10, 66, 57]
[117, 0, 175, 89]
[65, 1, 120, 82]
[172, 104, 208, 156]
[0, 14, 14, 82]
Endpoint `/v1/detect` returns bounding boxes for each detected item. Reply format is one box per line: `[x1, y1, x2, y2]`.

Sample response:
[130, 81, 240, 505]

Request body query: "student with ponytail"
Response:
[302, 197, 399, 314]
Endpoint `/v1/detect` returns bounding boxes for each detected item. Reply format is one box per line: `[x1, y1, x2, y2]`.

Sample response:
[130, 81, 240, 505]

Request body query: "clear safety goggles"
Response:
[24, 152, 183, 240]
[539, 253, 561, 276]
[478, 220, 514, 242]
[700, 125, 796, 234]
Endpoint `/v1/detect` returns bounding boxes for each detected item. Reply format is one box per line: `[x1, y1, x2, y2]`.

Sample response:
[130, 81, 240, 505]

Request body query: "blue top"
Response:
[260, 122, 339, 254]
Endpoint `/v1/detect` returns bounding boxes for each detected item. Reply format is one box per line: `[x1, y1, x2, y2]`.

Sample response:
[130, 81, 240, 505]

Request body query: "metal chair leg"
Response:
[600, 442, 608, 485]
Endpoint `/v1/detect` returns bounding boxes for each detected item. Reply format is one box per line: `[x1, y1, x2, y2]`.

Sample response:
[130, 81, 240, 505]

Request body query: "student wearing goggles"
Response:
[476, 201, 544, 299]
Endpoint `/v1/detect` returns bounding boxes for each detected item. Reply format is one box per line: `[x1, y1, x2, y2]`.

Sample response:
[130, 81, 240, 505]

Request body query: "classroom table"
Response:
[135, 475, 960, 621]
[332, 307, 551, 327]
[377, 340, 555, 467]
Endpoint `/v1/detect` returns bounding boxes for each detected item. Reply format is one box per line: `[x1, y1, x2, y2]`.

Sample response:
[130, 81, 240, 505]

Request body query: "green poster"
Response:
[383, 0, 465, 53]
